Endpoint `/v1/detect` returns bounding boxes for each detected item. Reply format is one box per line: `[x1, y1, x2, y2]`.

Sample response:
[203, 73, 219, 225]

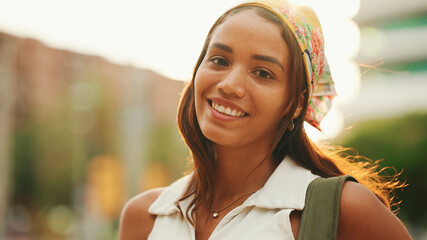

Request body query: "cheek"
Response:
[194, 72, 205, 108]
[194, 72, 204, 96]
[194, 67, 212, 114]
[194, 65, 218, 98]
[260, 90, 289, 121]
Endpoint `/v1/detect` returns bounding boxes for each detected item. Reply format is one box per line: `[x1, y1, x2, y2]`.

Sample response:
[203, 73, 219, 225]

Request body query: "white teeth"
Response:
[225, 107, 231, 115]
[211, 101, 244, 117]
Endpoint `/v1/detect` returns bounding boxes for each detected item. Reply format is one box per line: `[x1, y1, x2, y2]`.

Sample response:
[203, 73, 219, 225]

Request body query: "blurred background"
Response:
[0, 0, 426, 239]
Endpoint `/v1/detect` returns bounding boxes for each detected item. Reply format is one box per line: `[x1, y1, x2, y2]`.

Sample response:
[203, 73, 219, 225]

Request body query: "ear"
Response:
[293, 91, 306, 118]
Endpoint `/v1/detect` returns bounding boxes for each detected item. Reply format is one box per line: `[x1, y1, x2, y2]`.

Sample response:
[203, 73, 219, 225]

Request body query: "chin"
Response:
[205, 130, 249, 148]
[200, 127, 234, 146]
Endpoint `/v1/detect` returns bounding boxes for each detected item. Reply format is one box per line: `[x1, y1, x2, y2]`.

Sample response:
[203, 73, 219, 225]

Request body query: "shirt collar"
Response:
[148, 174, 192, 215]
[244, 155, 319, 210]
[148, 155, 318, 215]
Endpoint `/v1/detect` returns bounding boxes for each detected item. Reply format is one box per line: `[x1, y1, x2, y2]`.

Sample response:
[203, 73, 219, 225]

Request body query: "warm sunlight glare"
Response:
[0, 0, 361, 140]
[295, 0, 361, 141]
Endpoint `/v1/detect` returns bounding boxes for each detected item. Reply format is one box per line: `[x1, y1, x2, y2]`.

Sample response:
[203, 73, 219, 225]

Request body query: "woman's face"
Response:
[194, 10, 291, 148]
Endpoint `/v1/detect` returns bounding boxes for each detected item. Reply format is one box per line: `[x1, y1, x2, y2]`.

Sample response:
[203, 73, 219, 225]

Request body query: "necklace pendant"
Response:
[212, 212, 219, 218]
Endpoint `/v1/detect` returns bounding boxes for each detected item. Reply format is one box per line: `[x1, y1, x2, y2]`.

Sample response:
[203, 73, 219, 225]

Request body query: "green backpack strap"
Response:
[297, 175, 357, 240]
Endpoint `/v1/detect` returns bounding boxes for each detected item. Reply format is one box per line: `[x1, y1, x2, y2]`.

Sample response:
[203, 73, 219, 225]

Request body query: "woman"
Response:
[119, 0, 412, 239]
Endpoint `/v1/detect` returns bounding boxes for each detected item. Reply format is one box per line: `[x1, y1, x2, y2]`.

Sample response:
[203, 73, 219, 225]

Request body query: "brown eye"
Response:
[254, 69, 273, 79]
[210, 57, 229, 66]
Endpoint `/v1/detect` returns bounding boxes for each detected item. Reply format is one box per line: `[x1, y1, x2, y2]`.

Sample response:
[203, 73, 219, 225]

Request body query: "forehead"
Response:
[214, 10, 282, 41]
[210, 10, 290, 64]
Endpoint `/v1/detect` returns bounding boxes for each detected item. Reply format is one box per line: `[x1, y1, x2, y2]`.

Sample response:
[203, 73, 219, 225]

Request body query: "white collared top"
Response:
[148, 155, 319, 240]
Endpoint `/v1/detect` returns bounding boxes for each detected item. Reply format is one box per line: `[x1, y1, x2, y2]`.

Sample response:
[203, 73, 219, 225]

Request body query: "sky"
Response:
[0, 0, 362, 140]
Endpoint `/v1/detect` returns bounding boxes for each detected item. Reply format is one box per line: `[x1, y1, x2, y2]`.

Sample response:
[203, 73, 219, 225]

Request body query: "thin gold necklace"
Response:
[211, 190, 258, 218]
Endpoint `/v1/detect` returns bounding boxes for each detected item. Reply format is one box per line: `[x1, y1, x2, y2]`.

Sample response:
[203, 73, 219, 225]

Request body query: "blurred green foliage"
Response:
[13, 113, 74, 209]
[147, 123, 189, 179]
[10, 74, 122, 237]
[336, 112, 427, 226]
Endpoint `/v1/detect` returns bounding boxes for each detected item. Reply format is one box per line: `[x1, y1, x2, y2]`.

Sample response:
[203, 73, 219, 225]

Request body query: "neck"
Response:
[212, 142, 278, 200]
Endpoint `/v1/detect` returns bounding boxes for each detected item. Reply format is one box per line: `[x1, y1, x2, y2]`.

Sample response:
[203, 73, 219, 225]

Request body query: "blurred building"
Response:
[0, 32, 185, 239]
[342, 0, 427, 122]
[338, 2, 427, 237]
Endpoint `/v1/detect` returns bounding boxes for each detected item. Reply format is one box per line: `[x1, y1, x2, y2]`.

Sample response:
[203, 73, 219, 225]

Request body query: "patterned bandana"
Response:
[230, 0, 336, 131]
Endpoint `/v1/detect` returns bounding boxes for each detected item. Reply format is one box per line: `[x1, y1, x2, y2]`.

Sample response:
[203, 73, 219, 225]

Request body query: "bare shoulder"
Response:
[118, 187, 165, 240]
[338, 181, 412, 240]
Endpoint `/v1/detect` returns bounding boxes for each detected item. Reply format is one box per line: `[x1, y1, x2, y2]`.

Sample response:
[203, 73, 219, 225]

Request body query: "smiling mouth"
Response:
[208, 100, 248, 117]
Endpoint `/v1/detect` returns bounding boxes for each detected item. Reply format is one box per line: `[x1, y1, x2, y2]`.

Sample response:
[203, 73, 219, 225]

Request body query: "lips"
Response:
[208, 98, 248, 117]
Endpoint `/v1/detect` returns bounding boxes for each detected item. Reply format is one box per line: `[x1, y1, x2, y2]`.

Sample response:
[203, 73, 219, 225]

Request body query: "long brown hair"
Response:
[176, 5, 402, 225]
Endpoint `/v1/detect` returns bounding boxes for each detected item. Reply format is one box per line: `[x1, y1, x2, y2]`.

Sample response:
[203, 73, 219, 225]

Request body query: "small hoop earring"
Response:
[288, 118, 295, 131]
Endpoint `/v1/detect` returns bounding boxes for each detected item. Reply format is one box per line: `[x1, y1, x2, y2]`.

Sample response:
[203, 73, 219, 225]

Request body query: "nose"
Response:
[217, 67, 246, 98]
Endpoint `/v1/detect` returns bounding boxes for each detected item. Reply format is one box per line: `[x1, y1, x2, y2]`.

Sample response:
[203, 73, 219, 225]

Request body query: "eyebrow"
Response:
[252, 55, 285, 71]
[210, 42, 233, 53]
[210, 42, 285, 71]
